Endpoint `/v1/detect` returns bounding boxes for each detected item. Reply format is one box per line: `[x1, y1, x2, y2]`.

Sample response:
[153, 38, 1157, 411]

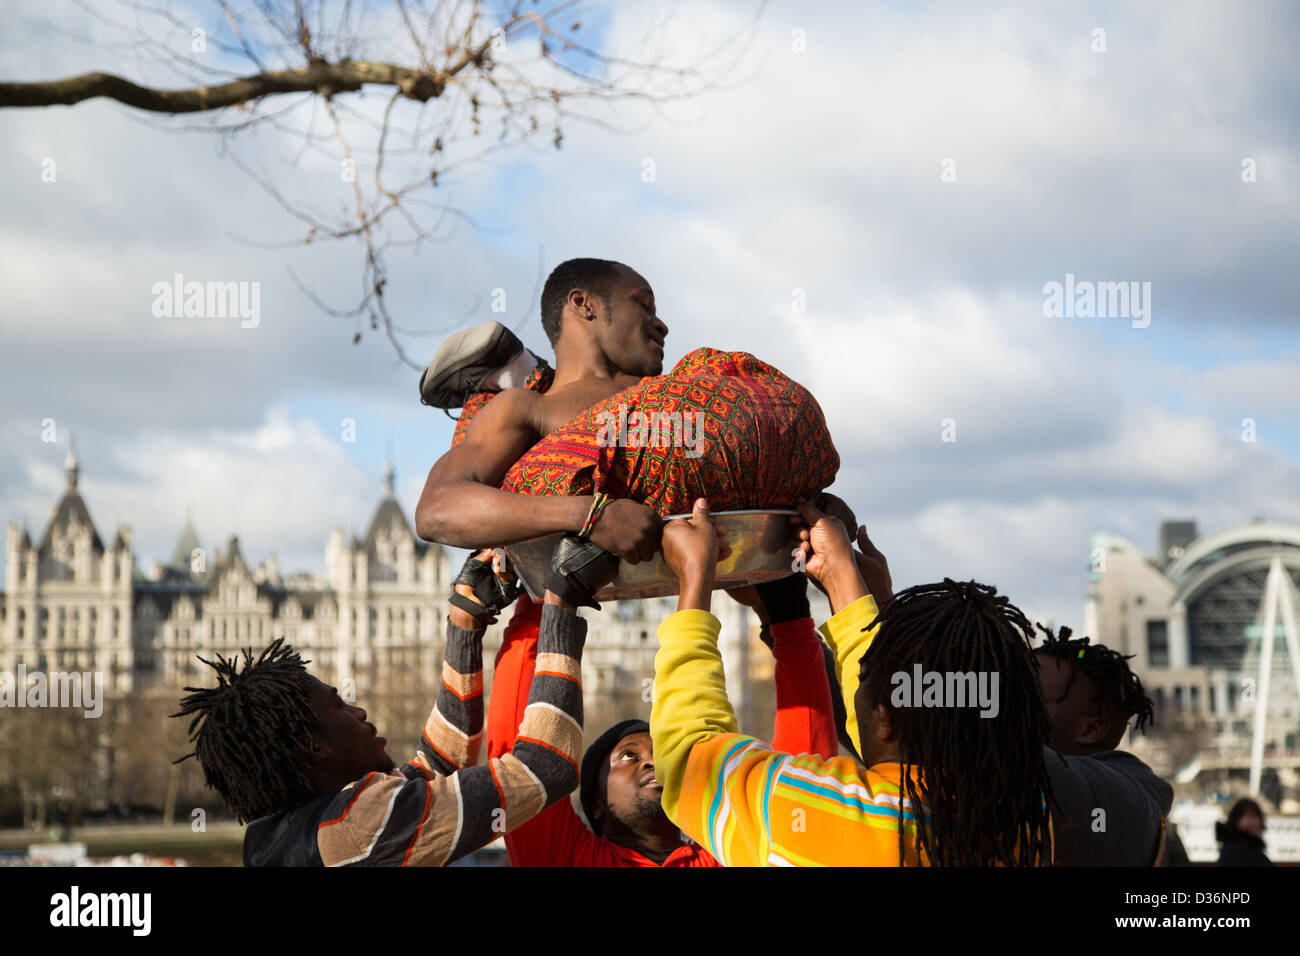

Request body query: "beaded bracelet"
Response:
[578, 492, 612, 539]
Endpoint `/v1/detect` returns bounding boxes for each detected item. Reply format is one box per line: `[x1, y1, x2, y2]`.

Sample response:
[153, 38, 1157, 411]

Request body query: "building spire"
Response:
[171, 511, 203, 573]
[64, 434, 79, 490]
[383, 446, 395, 497]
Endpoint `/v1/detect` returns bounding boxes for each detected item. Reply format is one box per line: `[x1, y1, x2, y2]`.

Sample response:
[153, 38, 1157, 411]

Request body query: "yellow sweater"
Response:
[651, 596, 931, 866]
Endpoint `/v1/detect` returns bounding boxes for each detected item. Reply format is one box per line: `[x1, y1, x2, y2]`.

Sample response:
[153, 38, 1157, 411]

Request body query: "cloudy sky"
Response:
[2, 0, 1297, 629]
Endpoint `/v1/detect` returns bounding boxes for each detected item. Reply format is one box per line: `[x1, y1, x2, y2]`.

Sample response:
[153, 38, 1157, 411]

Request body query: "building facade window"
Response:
[1147, 619, 1169, 668]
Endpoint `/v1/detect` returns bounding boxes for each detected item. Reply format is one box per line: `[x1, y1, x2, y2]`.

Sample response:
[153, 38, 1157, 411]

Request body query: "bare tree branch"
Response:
[2, 0, 767, 363]
[0, 55, 499, 111]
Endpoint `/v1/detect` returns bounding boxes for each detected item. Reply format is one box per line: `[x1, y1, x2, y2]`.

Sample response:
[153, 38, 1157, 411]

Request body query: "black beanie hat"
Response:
[580, 718, 650, 834]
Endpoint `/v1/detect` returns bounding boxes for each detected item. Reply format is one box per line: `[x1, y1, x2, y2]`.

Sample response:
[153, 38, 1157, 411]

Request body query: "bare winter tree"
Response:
[0, 704, 101, 830]
[1, 0, 763, 364]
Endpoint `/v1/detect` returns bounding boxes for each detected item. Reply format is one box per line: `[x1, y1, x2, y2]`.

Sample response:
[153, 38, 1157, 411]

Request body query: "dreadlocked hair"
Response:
[1035, 624, 1155, 734]
[171, 638, 320, 823]
[859, 579, 1054, 866]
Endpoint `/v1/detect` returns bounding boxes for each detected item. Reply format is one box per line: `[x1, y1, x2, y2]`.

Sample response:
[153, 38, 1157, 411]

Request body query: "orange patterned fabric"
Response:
[499, 348, 838, 516]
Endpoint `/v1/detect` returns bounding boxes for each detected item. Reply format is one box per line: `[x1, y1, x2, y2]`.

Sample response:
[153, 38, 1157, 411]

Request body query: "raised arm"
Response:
[733, 576, 837, 760]
[403, 556, 523, 778]
[796, 501, 892, 757]
[314, 599, 588, 867]
[415, 389, 589, 549]
[649, 544, 825, 865]
[652, 581, 923, 864]
[653, 499, 909, 867]
[486, 598, 612, 866]
[406, 615, 486, 777]
[651, 605, 760, 862]
[649, 498, 778, 864]
[769, 621, 838, 761]
[652, 603, 921, 868]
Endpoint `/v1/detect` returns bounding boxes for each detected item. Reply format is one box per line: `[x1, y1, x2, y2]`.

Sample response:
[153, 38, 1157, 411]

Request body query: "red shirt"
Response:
[485, 596, 837, 866]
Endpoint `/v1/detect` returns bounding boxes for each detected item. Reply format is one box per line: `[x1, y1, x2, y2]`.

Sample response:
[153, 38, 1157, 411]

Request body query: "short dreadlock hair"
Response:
[859, 579, 1054, 867]
[1035, 624, 1155, 735]
[171, 638, 320, 823]
[539, 258, 624, 345]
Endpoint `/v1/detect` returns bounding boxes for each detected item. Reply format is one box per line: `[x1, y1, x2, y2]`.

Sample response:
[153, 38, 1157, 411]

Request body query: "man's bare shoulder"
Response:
[460, 387, 543, 443]
[486, 385, 545, 415]
[464, 373, 647, 442]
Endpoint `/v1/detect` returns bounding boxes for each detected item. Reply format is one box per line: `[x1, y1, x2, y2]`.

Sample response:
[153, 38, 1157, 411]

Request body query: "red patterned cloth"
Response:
[500, 348, 838, 516]
[450, 360, 555, 448]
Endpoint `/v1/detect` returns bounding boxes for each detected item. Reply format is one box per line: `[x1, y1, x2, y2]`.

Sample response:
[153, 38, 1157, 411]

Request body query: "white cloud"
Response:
[6, 410, 395, 578]
[2, 0, 1297, 634]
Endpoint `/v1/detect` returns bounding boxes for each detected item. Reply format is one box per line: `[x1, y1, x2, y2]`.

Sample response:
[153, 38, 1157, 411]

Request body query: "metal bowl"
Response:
[505, 509, 802, 601]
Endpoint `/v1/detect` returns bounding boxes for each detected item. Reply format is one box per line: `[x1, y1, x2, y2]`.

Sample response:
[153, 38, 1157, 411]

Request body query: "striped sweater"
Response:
[245, 604, 586, 867]
[652, 598, 938, 866]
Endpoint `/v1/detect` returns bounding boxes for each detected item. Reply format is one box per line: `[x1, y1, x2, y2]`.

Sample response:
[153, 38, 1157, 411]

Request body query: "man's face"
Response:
[307, 678, 395, 780]
[590, 266, 668, 377]
[597, 732, 668, 831]
[1036, 653, 1106, 755]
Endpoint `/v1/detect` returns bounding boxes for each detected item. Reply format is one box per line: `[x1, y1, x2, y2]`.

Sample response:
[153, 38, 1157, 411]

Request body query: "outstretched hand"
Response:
[794, 500, 854, 585]
[661, 498, 730, 611]
[661, 498, 730, 579]
[449, 548, 515, 628]
[794, 500, 871, 613]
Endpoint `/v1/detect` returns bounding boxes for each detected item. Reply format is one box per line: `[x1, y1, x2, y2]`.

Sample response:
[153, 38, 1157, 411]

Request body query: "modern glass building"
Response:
[1085, 520, 1300, 777]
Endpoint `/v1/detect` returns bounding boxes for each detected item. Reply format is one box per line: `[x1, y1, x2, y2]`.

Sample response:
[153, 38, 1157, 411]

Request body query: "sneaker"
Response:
[419, 321, 524, 409]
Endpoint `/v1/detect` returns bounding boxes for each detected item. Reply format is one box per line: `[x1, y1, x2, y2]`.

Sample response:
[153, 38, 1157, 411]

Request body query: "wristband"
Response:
[545, 534, 620, 610]
[755, 573, 812, 625]
[453, 553, 521, 615]
[449, 591, 495, 622]
[578, 492, 612, 540]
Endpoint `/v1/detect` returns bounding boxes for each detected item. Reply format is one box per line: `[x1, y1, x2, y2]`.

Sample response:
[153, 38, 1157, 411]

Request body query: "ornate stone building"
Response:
[1, 450, 454, 703]
[2, 449, 136, 693]
[1, 449, 762, 760]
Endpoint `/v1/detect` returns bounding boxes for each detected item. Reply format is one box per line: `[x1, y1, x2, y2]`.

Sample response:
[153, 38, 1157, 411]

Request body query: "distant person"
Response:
[1035, 627, 1173, 866]
[1216, 798, 1272, 866]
